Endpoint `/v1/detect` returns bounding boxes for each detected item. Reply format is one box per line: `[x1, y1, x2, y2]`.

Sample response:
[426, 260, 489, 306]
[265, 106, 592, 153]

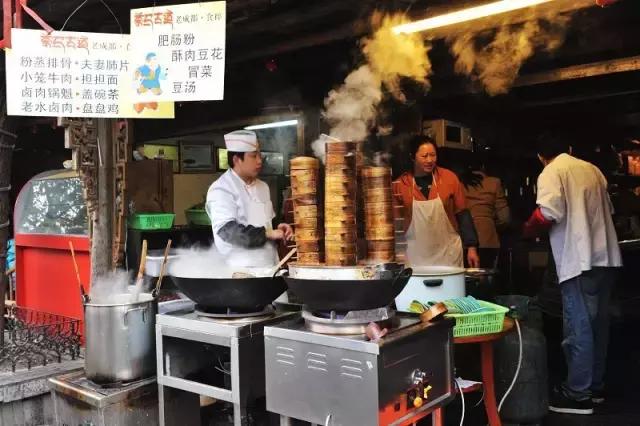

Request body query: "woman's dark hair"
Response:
[459, 154, 485, 189]
[227, 151, 245, 168]
[408, 134, 437, 160]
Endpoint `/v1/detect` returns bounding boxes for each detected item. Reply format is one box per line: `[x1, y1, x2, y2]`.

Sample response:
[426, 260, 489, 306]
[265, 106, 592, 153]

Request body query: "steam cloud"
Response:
[447, 13, 570, 96]
[312, 13, 432, 161]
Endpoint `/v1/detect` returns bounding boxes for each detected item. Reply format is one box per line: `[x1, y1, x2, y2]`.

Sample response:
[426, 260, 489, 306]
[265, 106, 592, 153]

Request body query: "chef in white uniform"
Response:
[206, 130, 292, 268]
[523, 134, 621, 415]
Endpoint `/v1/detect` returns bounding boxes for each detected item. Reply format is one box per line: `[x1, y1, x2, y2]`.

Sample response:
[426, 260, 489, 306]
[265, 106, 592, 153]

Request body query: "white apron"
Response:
[406, 175, 464, 267]
[225, 184, 279, 268]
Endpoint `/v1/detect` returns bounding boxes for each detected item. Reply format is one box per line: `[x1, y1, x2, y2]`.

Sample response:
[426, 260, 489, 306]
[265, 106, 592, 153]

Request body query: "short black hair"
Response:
[227, 151, 245, 168]
[536, 133, 569, 160]
[408, 134, 437, 159]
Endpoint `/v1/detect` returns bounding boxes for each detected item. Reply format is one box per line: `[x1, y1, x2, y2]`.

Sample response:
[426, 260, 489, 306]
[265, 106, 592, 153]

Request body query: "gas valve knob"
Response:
[412, 395, 423, 408]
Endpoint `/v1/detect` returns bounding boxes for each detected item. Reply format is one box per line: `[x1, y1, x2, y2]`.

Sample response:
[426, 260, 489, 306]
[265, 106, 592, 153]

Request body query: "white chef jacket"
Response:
[536, 153, 622, 283]
[205, 169, 277, 267]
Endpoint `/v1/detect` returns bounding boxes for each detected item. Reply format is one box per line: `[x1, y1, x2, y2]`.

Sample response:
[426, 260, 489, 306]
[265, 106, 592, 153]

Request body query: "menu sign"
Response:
[5, 28, 174, 118]
[130, 1, 226, 102]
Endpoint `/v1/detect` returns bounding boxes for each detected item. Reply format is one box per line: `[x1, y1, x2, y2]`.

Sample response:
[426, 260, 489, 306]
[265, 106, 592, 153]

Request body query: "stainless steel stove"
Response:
[264, 312, 455, 426]
[156, 306, 299, 426]
[49, 371, 158, 425]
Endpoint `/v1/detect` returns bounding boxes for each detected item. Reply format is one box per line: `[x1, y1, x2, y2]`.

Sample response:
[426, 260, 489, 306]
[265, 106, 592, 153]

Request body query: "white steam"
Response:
[447, 13, 570, 96]
[89, 269, 132, 304]
[312, 13, 432, 161]
[168, 246, 233, 279]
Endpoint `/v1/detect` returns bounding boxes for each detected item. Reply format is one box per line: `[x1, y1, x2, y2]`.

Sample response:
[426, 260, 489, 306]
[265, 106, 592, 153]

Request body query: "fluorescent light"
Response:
[244, 119, 299, 130]
[392, 0, 554, 34]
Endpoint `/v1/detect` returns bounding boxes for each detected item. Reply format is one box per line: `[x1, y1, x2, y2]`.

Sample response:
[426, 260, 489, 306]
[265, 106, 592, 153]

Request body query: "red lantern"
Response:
[596, 0, 618, 7]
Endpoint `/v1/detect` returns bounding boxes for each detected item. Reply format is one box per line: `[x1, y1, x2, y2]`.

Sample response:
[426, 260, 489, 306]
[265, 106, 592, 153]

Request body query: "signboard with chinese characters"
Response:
[130, 1, 226, 102]
[5, 28, 174, 118]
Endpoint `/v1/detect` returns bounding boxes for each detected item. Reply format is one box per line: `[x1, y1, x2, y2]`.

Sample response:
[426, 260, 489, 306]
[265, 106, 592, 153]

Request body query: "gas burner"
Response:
[194, 304, 275, 320]
[302, 306, 396, 335]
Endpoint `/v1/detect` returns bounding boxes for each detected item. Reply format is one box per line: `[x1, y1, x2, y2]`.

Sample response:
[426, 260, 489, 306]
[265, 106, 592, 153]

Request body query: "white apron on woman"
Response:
[406, 175, 464, 267]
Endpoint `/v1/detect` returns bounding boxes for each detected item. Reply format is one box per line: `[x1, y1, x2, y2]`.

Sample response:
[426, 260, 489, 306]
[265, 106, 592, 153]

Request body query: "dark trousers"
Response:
[560, 267, 617, 400]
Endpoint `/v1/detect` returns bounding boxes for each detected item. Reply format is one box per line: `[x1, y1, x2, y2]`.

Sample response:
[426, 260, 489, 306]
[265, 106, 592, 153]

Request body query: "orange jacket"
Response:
[393, 167, 467, 233]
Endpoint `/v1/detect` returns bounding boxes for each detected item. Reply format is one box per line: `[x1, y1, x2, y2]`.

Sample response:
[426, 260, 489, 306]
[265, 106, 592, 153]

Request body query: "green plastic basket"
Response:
[185, 208, 211, 226]
[128, 213, 175, 230]
[446, 300, 509, 338]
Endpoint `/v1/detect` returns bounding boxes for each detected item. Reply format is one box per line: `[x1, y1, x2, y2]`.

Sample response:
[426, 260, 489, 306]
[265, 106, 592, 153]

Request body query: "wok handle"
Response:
[392, 268, 413, 291]
[423, 279, 444, 288]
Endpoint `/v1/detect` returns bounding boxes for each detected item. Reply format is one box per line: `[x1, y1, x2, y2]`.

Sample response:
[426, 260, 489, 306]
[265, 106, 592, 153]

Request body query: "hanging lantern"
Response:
[595, 0, 618, 7]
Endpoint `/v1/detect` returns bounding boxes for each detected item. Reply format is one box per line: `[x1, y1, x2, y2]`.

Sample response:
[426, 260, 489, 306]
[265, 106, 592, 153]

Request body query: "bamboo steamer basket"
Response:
[296, 228, 323, 240]
[296, 240, 321, 252]
[362, 176, 392, 189]
[292, 195, 318, 207]
[326, 153, 357, 166]
[325, 185, 356, 197]
[366, 225, 395, 240]
[363, 190, 393, 204]
[325, 243, 357, 255]
[324, 231, 357, 242]
[297, 252, 322, 265]
[361, 167, 391, 178]
[367, 240, 395, 252]
[325, 141, 361, 153]
[324, 223, 357, 233]
[291, 181, 317, 195]
[295, 205, 319, 219]
[364, 214, 394, 227]
[295, 216, 321, 228]
[290, 156, 319, 170]
[367, 251, 395, 262]
[325, 204, 356, 216]
[325, 254, 357, 266]
[325, 192, 357, 203]
[325, 217, 356, 227]
[290, 168, 318, 179]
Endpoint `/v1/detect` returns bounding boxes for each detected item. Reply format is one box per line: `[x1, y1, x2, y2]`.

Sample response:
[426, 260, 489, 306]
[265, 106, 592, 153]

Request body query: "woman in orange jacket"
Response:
[393, 135, 480, 268]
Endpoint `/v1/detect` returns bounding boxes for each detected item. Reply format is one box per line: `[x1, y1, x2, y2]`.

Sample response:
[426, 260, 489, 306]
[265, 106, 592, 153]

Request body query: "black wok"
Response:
[284, 268, 412, 312]
[171, 275, 287, 311]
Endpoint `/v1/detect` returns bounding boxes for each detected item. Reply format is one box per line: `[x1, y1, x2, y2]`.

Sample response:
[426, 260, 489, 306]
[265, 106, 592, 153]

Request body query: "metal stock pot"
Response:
[84, 293, 157, 384]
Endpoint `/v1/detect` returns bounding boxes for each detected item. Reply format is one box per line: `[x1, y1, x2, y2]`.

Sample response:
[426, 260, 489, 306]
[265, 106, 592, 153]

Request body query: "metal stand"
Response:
[156, 311, 296, 426]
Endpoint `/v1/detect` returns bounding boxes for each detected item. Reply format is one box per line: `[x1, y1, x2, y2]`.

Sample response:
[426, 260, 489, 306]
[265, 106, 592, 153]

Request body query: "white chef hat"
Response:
[224, 130, 258, 152]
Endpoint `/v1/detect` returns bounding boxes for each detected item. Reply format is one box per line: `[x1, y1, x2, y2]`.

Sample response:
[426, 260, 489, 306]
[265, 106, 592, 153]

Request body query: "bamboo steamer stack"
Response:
[324, 141, 360, 266]
[362, 167, 395, 262]
[290, 156, 322, 265]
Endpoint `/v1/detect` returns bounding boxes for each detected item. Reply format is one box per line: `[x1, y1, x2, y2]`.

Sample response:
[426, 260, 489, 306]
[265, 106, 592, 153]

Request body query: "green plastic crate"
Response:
[128, 213, 175, 230]
[446, 300, 509, 338]
[185, 208, 211, 226]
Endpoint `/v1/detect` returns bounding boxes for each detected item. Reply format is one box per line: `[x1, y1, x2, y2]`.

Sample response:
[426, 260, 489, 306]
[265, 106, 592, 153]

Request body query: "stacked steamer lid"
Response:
[362, 167, 395, 262]
[324, 141, 360, 266]
[290, 156, 322, 264]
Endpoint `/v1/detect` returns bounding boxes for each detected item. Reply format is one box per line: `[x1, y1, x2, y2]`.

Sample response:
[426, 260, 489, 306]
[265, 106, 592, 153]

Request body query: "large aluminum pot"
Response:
[84, 293, 157, 384]
[395, 266, 466, 312]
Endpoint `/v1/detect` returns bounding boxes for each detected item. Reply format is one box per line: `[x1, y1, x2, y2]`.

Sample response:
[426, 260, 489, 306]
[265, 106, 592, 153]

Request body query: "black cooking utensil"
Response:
[284, 268, 412, 312]
[171, 275, 287, 311]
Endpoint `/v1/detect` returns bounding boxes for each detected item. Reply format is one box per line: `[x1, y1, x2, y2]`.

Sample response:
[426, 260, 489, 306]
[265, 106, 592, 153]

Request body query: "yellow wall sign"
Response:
[5, 28, 174, 118]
